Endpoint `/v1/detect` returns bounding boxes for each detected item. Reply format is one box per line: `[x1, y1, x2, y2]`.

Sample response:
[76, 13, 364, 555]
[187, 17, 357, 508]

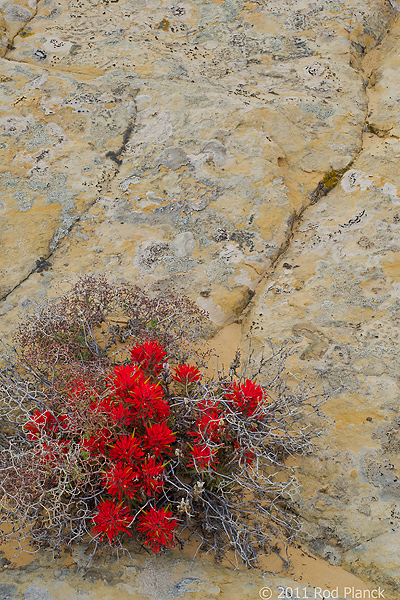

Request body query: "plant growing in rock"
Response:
[0, 276, 326, 569]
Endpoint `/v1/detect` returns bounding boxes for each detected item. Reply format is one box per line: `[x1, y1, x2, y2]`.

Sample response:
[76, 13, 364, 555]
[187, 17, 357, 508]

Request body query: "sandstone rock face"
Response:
[2, 0, 400, 594]
[242, 23, 400, 593]
[0, 0, 395, 333]
[0, 544, 381, 600]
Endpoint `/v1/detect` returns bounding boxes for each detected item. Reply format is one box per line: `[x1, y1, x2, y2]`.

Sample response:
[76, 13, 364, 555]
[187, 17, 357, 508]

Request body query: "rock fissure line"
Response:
[0, 207, 101, 304]
[1, 1, 42, 60]
[0, 249, 58, 305]
[237, 153, 360, 319]
[237, 16, 399, 322]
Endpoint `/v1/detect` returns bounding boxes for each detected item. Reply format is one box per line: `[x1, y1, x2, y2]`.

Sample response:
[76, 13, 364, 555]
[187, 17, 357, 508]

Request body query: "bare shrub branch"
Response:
[0, 276, 326, 569]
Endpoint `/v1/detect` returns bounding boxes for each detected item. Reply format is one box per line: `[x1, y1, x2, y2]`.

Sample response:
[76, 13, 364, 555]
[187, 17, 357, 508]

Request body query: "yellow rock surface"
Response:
[0, 0, 394, 338]
[242, 132, 400, 592]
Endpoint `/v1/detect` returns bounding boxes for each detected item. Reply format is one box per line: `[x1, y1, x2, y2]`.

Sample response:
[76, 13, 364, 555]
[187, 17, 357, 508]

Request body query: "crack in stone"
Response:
[237, 153, 359, 317]
[363, 122, 394, 137]
[1, 0, 42, 60]
[105, 121, 136, 167]
[237, 9, 400, 322]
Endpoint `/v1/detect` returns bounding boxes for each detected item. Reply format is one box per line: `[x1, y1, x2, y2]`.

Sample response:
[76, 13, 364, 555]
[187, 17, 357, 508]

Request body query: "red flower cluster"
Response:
[137, 506, 177, 552]
[127, 380, 170, 422]
[23, 340, 270, 549]
[92, 499, 132, 543]
[172, 364, 201, 386]
[109, 434, 144, 463]
[89, 341, 176, 545]
[130, 340, 167, 375]
[187, 444, 219, 470]
[24, 410, 63, 441]
[224, 380, 266, 417]
[108, 365, 142, 400]
[140, 456, 165, 496]
[184, 382, 268, 472]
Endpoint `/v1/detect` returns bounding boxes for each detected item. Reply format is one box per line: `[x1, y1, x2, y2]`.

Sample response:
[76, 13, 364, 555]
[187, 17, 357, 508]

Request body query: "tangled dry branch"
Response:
[0, 276, 326, 569]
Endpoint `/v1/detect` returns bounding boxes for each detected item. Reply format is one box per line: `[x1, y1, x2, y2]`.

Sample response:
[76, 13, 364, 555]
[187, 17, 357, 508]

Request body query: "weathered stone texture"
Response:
[0, 0, 395, 335]
[242, 133, 400, 592]
[0, 547, 381, 600]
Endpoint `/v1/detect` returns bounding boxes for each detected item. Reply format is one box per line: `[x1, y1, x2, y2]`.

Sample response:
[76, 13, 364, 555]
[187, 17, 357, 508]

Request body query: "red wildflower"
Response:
[224, 380, 266, 417]
[188, 444, 219, 471]
[24, 410, 59, 441]
[137, 506, 177, 552]
[109, 434, 144, 464]
[140, 456, 165, 496]
[102, 462, 140, 501]
[189, 401, 225, 443]
[91, 499, 132, 543]
[108, 365, 144, 400]
[172, 364, 201, 386]
[130, 340, 167, 375]
[109, 401, 135, 427]
[128, 381, 170, 422]
[143, 423, 175, 458]
[81, 428, 112, 456]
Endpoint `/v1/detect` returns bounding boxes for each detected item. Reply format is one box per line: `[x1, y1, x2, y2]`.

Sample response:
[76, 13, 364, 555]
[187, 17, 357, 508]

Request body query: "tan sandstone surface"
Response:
[2, 0, 400, 596]
[0, 0, 395, 331]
